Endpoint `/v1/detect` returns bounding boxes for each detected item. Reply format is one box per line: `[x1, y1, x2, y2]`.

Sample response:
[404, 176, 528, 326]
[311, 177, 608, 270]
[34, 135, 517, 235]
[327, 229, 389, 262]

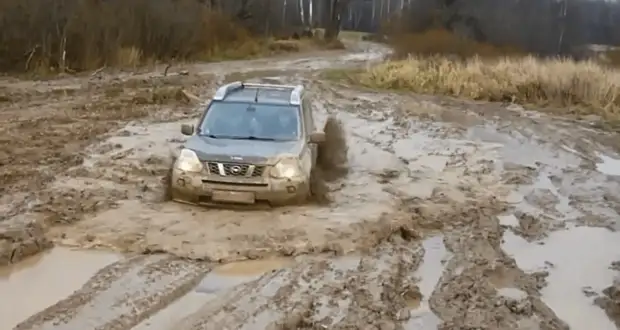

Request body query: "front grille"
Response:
[206, 162, 266, 177]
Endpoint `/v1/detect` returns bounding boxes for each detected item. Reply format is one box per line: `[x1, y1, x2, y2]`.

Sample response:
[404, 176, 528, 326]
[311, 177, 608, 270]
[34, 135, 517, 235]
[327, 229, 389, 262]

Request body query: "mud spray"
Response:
[310, 115, 349, 204]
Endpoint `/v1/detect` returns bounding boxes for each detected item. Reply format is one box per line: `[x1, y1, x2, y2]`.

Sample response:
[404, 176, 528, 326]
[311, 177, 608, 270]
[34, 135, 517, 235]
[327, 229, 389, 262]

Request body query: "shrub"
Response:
[343, 26, 620, 120]
[0, 0, 271, 73]
[355, 56, 620, 120]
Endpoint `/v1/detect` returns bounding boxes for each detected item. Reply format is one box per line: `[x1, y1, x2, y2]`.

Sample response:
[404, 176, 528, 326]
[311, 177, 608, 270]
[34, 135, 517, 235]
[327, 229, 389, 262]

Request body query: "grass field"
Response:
[328, 28, 620, 122]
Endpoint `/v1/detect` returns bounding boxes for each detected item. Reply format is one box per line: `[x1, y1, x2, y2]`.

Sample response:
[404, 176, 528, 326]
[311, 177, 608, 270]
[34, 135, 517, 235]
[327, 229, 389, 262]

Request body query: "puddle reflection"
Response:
[0, 247, 120, 330]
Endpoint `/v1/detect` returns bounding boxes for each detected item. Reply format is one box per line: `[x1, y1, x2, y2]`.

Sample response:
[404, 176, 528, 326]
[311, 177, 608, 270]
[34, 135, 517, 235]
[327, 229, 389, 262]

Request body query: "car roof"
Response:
[213, 81, 304, 106]
[224, 87, 293, 105]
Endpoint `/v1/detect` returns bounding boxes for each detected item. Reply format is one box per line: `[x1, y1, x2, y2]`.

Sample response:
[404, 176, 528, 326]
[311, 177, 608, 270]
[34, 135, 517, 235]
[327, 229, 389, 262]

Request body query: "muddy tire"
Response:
[309, 167, 331, 205]
[162, 153, 177, 202]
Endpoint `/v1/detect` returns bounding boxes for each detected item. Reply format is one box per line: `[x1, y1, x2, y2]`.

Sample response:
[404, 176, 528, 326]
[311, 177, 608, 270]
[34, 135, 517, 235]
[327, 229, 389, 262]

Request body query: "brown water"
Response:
[194, 257, 294, 295]
[132, 257, 295, 330]
[212, 258, 294, 276]
[0, 247, 120, 330]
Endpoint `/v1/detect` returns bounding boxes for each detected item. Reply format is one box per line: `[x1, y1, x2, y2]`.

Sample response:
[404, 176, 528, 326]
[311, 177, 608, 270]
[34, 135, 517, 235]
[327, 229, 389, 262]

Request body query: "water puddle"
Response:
[134, 257, 295, 329]
[498, 213, 520, 227]
[84, 121, 188, 167]
[530, 173, 575, 216]
[596, 153, 620, 176]
[197, 258, 294, 294]
[502, 227, 620, 330]
[341, 48, 387, 62]
[503, 191, 524, 204]
[405, 236, 448, 329]
[0, 247, 120, 330]
[467, 125, 582, 169]
[213, 257, 294, 276]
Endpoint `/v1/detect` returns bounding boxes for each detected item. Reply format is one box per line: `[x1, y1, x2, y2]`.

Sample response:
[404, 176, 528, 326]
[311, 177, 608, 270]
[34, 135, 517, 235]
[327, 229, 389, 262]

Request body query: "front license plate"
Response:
[211, 190, 255, 204]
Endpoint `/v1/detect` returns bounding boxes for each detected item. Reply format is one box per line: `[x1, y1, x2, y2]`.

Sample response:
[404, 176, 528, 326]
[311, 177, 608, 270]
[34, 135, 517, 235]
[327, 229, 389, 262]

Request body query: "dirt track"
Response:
[2, 41, 620, 330]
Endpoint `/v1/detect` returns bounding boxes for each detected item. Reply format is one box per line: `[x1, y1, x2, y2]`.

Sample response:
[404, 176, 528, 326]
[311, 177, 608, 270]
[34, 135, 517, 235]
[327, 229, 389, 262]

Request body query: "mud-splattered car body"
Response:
[171, 81, 325, 206]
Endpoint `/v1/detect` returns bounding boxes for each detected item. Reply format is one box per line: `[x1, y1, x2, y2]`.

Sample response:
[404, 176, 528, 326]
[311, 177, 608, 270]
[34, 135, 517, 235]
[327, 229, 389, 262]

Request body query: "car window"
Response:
[199, 101, 301, 141]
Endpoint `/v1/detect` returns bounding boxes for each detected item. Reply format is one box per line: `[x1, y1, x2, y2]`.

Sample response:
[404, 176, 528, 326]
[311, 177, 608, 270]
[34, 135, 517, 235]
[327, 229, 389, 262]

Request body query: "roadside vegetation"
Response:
[0, 0, 342, 75]
[333, 26, 620, 122]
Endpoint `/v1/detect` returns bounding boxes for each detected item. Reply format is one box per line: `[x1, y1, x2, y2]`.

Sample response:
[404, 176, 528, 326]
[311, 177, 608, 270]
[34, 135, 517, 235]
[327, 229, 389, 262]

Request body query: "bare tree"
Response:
[557, 0, 567, 54]
[324, 0, 350, 39]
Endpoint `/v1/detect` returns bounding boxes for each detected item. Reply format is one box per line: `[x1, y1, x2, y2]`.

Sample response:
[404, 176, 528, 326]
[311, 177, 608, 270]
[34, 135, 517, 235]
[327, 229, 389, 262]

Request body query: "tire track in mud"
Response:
[429, 202, 569, 330]
[14, 255, 210, 330]
[169, 235, 424, 330]
[6, 42, 620, 329]
[34, 74, 549, 329]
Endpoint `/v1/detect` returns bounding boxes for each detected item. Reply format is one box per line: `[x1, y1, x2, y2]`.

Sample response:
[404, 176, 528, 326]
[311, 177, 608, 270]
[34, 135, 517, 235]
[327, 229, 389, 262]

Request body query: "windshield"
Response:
[199, 101, 301, 141]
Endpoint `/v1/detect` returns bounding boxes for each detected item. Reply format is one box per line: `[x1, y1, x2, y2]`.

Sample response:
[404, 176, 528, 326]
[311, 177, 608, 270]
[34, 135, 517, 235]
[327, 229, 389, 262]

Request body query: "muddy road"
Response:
[2, 41, 620, 329]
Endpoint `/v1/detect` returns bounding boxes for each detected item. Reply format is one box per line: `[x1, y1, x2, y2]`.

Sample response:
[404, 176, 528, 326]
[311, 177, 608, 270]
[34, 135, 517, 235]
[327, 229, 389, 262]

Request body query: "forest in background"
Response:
[1, 0, 619, 73]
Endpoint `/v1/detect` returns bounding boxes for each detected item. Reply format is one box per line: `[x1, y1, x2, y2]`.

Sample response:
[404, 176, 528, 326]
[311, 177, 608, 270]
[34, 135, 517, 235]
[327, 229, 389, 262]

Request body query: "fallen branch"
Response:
[24, 45, 40, 71]
[91, 66, 106, 77]
[181, 90, 200, 103]
[164, 63, 172, 76]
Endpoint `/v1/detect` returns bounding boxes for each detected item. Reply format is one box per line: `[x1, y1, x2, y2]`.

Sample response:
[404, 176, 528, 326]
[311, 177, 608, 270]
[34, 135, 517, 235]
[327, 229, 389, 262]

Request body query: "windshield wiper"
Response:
[227, 136, 277, 141]
[201, 134, 278, 141]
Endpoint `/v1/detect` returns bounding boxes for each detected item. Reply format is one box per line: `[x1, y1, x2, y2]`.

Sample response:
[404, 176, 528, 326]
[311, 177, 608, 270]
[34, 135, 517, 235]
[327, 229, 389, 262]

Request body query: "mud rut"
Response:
[3, 42, 620, 329]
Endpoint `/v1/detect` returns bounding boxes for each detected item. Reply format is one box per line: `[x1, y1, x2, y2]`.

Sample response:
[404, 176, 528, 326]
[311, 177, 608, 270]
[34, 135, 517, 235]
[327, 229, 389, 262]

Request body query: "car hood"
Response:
[184, 135, 301, 165]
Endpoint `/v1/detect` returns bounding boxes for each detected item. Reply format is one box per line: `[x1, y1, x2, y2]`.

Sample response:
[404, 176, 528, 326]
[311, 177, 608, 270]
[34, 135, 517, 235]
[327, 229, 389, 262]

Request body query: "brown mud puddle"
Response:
[132, 257, 295, 330]
[197, 257, 295, 294]
[212, 257, 294, 276]
[405, 236, 447, 329]
[0, 247, 120, 330]
[503, 226, 620, 330]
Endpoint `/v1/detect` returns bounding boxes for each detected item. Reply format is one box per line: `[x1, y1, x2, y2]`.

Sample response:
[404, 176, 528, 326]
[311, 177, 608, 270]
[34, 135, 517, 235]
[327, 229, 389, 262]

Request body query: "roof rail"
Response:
[212, 81, 304, 105]
[290, 85, 303, 105]
[213, 81, 243, 101]
[241, 82, 298, 90]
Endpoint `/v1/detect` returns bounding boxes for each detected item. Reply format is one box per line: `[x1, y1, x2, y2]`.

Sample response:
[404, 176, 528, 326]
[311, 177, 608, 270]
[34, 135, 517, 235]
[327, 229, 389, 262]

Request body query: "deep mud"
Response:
[3, 40, 620, 329]
[597, 272, 620, 328]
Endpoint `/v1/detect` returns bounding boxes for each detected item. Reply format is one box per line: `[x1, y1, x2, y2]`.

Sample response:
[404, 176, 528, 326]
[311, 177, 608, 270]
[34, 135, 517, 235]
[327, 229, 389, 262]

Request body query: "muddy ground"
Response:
[2, 40, 620, 329]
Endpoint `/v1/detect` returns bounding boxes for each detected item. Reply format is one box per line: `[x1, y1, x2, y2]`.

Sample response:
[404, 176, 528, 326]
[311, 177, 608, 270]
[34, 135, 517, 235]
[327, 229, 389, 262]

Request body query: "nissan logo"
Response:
[230, 165, 242, 174]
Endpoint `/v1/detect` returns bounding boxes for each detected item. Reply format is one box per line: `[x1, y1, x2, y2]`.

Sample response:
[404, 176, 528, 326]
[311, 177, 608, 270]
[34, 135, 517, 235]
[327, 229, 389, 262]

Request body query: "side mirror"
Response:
[309, 132, 326, 144]
[181, 124, 194, 136]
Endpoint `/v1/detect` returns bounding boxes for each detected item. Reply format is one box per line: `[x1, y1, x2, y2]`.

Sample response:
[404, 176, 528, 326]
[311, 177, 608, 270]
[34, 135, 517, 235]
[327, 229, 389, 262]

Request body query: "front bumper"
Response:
[170, 168, 310, 206]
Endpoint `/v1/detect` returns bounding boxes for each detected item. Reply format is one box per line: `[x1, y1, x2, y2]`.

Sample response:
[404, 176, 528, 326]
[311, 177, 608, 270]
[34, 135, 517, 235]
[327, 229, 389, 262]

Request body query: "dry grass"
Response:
[354, 56, 620, 120]
[323, 28, 620, 121]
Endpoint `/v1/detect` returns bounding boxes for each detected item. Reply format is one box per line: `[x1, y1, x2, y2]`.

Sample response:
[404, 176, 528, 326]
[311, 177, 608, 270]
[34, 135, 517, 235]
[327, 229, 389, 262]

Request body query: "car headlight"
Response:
[175, 148, 203, 172]
[270, 157, 303, 179]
